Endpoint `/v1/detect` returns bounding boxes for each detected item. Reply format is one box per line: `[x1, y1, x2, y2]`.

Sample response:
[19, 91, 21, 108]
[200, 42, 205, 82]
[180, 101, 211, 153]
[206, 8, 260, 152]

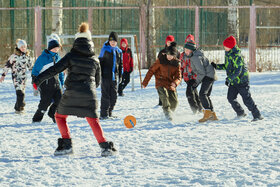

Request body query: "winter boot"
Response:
[198, 109, 213, 123]
[32, 110, 45, 123]
[252, 115, 264, 122]
[211, 111, 219, 121]
[54, 138, 73, 156]
[99, 141, 117, 157]
[237, 113, 247, 118]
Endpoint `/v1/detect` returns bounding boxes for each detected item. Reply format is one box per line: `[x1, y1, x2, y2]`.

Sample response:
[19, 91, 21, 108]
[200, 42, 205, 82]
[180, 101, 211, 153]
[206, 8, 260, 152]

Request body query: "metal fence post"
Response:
[88, 8, 93, 31]
[195, 6, 200, 47]
[249, 5, 256, 72]
[34, 6, 42, 60]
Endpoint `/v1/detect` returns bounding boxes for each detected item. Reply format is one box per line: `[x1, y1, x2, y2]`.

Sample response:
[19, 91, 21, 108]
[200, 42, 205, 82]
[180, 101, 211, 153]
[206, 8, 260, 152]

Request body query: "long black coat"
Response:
[34, 38, 101, 118]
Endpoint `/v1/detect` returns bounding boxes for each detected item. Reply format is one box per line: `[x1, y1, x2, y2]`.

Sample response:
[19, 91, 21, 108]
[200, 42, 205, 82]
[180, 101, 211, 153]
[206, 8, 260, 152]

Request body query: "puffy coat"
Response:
[180, 52, 197, 82]
[190, 49, 217, 84]
[99, 41, 122, 81]
[216, 46, 249, 86]
[33, 38, 101, 118]
[2, 48, 33, 91]
[120, 38, 134, 73]
[142, 54, 181, 91]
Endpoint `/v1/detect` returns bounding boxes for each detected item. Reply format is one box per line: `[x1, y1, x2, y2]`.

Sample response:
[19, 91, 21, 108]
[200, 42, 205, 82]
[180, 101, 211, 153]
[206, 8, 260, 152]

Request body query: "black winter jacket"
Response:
[34, 38, 101, 118]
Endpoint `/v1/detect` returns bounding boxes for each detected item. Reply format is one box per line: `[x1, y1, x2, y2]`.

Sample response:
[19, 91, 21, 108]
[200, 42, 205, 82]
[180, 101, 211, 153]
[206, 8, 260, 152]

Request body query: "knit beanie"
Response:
[75, 22, 92, 40]
[165, 35, 175, 44]
[223, 35, 236, 49]
[184, 34, 195, 44]
[109, 32, 118, 42]
[184, 42, 196, 51]
[17, 39, 27, 49]
[166, 42, 177, 56]
[48, 40, 60, 50]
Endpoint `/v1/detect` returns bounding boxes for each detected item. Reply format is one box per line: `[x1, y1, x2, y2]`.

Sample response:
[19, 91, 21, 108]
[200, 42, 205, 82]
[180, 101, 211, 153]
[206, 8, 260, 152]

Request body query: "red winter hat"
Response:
[185, 34, 195, 44]
[223, 36, 236, 49]
[165, 35, 175, 44]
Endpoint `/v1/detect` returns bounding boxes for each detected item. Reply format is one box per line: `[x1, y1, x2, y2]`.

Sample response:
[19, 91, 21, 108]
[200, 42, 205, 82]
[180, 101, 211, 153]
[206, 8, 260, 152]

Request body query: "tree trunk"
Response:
[52, 0, 63, 35]
[227, 0, 239, 42]
[146, 0, 156, 68]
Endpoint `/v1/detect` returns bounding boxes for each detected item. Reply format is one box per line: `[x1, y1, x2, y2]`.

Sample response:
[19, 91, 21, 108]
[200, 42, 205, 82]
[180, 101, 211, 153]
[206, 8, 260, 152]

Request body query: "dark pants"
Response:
[227, 83, 261, 118]
[100, 78, 118, 117]
[157, 87, 178, 116]
[33, 84, 62, 122]
[118, 72, 130, 95]
[14, 90, 25, 111]
[186, 82, 202, 113]
[199, 77, 214, 111]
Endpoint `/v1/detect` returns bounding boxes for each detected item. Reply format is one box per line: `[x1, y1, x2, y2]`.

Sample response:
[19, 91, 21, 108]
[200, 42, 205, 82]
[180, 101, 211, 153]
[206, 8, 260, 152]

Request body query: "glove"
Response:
[225, 80, 230, 87]
[33, 83, 38, 90]
[192, 82, 198, 88]
[211, 62, 217, 69]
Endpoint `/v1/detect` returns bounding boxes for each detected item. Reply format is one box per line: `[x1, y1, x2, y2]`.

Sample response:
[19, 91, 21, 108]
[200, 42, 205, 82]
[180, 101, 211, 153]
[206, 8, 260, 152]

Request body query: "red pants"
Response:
[55, 113, 106, 143]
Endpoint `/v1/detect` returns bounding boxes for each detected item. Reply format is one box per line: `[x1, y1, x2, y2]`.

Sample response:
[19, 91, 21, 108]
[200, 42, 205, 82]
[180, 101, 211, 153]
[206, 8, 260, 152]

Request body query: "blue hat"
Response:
[48, 40, 60, 50]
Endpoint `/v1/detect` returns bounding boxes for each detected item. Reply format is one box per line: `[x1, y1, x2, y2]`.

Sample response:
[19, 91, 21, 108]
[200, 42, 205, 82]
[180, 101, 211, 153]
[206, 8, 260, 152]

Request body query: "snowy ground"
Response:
[0, 69, 280, 186]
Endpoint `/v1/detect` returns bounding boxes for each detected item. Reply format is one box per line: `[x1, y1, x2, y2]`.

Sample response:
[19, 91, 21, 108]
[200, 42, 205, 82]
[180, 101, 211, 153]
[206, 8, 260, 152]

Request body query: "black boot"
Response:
[32, 110, 45, 122]
[99, 141, 117, 157]
[54, 138, 73, 156]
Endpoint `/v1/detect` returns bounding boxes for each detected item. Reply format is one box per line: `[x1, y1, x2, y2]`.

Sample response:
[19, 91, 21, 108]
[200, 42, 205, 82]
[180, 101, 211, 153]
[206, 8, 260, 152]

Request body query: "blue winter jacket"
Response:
[32, 50, 64, 86]
[216, 46, 249, 86]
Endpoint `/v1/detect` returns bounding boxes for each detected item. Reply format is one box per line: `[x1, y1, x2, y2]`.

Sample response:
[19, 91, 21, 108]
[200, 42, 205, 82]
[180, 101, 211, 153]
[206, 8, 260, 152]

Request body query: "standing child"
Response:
[99, 32, 123, 119]
[31, 38, 64, 123]
[33, 22, 117, 157]
[118, 38, 133, 96]
[211, 36, 263, 121]
[142, 42, 181, 121]
[0, 39, 34, 113]
[180, 34, 203, 114]
[185, 38, 218, 123]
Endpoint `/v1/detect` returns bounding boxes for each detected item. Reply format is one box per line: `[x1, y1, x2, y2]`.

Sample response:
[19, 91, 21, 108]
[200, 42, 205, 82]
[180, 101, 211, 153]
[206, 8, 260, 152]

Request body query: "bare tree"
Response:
[227, 0, 240, 41]
[52, 0, 63, 35]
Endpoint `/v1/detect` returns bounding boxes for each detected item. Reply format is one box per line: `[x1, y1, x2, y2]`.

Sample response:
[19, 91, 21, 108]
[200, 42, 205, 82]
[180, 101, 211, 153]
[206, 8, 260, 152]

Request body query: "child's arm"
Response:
[172, 64, 182, 88]
[129, 48, 134, 72]
[142, 59, 160, 88]
[0, 55, 15, 82]
[191, 56, 206, 84]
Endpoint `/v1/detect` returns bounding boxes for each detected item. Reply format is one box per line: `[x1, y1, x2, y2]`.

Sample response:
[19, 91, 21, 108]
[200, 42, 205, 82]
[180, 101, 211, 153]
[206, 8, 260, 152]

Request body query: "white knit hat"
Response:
[17, 40, 27, 49]
[75, 30, 92, 40]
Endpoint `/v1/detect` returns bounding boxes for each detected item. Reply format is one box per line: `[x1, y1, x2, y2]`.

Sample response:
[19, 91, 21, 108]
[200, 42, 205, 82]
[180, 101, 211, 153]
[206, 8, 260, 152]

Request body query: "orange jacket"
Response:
[142, 57, 181, 91]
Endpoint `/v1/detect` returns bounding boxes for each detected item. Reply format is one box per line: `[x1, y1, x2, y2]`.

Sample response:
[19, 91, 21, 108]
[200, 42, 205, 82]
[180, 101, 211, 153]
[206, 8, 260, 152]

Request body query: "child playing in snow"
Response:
[184, 37, 218, 123]
[157, 35, 180, 106]
[33, 22, 117, 157]
[142, 42, 181, 121]
[180, 34, 203, 114]
[118, 38, 133, 96]
[0, 39, 34, 113]
[31, 37, 64, 123]
[211, 35, 263, 121]
[99, 32, 123, 119]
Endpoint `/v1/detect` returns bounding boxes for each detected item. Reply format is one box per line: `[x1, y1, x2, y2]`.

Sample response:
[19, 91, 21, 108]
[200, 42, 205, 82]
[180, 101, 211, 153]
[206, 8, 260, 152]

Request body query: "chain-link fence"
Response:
[1, 2, 280, 71]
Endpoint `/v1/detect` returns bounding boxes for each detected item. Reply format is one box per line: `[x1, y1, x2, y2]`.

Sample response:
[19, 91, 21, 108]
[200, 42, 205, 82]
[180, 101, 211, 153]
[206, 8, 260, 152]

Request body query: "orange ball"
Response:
[124, 115, 136, 128]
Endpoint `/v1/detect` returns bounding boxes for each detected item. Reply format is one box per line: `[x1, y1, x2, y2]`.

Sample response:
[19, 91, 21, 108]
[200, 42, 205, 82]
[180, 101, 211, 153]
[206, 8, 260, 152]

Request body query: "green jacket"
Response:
[216, 46, 249, 85]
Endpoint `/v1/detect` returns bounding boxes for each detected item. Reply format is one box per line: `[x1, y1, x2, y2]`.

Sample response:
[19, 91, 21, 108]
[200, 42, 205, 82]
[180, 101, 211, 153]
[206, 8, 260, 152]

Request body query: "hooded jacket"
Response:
[142, 54, 181, 91]
[216, 46, 249, 85]
[33, 38, 101, 118]
[120, 38, 133, 72]
[99, 41, 122, 81]
[190, 49, 217, 84]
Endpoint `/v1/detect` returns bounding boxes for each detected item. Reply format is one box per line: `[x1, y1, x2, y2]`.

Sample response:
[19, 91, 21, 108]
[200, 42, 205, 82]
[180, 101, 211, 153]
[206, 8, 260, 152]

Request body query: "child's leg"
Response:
[168, 90, 178, 112]
[157, 87, 172, 118]
[227, 85, 245, 115]
[14, 90, 25, 111]
[238, 84, 261, 118]
[86, 117, 106, 143]
[55, 113, 70, 139]
[199, 80, 214, 110]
